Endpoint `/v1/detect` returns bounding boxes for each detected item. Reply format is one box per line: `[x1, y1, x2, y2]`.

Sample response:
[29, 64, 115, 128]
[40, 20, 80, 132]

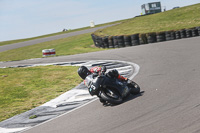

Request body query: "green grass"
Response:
[0, 20, 124, 46]
[0, 28, 92, 46]
[0, 33, 106, 62]
[0, 65, 82, 122]
[94, 3, 200, 36]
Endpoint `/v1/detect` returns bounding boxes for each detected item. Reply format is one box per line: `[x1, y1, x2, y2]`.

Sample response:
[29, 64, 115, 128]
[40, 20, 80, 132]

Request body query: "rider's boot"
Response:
[99, 98, 107, 105]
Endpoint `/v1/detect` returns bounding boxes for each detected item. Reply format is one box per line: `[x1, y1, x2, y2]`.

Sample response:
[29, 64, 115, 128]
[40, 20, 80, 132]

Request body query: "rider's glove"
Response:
[98, 66, 106, 76]
[101, 66, 106, 73]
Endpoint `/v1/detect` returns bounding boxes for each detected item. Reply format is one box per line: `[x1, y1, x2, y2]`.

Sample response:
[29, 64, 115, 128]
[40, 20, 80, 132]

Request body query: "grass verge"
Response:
[0, 65, 82, 122]
[0, 19, 124, 46]
[0, 33, 106, 62]
[94, 3, 200, 36]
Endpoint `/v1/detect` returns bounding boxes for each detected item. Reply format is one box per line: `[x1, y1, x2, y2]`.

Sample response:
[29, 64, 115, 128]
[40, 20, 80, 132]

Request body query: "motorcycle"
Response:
[84, 71, 140, 105]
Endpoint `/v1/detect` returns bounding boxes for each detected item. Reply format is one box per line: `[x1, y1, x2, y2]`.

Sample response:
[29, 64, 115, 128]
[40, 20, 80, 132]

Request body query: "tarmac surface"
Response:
[1, 34, 200, 132]
[1, 36, 199, 133]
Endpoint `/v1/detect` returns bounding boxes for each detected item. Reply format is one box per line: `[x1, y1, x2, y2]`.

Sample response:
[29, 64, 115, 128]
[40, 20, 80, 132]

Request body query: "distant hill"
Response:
[94, 3, 200, 36]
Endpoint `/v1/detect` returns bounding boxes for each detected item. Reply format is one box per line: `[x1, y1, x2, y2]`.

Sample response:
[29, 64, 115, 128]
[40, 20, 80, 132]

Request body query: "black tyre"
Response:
[96, 37, 104, 48]
[156, 32, 166, 42]
[100, 88, 123, 104]
[147, 38, 154, 43]
[117, 35, 125, 47]
[180, 29, 186, 38]
[165, 31, 171, 40]
[125, 42, 131, 46]
[191, 28, 198, 37]
[131, 34, 139, 40]
[108, 36, 114, 48]
[102, 37, 108, 48]
[157, 37, 165, 42]
[171, 32, 176, 40]
[124, 35, 132, 46]
[186, 29, 192, 38]
[139, 34, 148, 44]
[131, 40, 140, 46]
[91, 34, 97, 46]
[130, 82, 140, 95]
[197, 27, 200, 35]
[166, 37, 171, 41]
[113, 36, 119, 48]
[131, 34, 140, 46]
[175, 31, 181, 39]
[147, 32, 156, 43]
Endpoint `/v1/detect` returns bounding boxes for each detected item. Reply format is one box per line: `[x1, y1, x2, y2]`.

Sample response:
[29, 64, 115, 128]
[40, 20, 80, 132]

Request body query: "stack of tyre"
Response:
[91, 27, 200, 48]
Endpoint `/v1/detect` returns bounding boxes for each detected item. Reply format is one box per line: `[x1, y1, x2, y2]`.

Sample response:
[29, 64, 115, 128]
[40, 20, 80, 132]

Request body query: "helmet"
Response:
[107, 69, 119, 78]
[78, 66, 91, 79]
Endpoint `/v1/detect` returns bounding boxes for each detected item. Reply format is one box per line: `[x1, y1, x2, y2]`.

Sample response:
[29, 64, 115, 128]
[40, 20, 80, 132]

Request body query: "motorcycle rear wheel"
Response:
[100, 88, 123, 104]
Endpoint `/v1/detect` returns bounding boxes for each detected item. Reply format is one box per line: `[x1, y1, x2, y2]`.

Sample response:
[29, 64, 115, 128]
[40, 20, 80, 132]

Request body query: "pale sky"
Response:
[0, 0, 199, 42]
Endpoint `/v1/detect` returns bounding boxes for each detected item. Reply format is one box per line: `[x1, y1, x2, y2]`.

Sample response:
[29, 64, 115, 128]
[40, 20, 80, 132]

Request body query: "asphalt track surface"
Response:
[0, 36, 199, 133]
[0, 24, 118, 52]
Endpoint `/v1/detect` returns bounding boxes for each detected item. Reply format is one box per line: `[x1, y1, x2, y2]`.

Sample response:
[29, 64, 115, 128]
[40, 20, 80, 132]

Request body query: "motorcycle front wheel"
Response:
[100, 88, 123, 104]
[130, 81, 140, 95]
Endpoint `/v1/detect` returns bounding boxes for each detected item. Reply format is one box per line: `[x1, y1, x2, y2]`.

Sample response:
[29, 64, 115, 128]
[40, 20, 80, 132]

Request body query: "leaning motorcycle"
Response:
[84, 72, 140, 105]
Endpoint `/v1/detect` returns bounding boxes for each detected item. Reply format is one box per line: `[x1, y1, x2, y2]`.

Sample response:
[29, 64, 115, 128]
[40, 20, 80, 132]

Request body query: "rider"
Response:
[78, 65, 128, 81]
[78, 65, 134, 104]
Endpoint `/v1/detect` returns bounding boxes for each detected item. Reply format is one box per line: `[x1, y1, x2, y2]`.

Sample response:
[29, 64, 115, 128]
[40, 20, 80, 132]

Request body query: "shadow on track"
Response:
[124, 91, 145, 102]
[103, 91, 145, 107]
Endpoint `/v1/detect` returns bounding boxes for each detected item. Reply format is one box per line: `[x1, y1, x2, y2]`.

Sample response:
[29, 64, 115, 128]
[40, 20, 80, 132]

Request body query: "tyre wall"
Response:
[91, 27, 200, 48]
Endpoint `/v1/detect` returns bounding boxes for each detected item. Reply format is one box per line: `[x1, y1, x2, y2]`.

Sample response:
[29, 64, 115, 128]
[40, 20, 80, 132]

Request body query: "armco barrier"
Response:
[91, 26, 200, 49]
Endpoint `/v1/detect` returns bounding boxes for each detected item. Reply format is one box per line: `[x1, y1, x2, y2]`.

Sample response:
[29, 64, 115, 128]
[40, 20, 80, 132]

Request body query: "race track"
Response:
[2, 36, 200, 133]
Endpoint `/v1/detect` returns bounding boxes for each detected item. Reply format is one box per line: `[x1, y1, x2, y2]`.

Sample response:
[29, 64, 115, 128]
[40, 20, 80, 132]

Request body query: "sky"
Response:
[0, 0, 199, 42]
